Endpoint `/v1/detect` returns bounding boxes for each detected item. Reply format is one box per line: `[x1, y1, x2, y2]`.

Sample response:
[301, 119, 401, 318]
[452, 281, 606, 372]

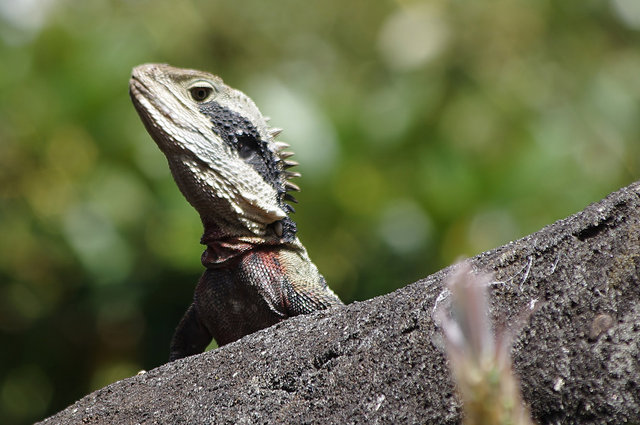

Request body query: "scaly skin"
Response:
[129, 64, 343, 361]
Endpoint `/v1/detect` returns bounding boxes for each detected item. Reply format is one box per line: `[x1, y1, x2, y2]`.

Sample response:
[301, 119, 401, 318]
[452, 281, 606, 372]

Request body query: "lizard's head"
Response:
[129, 63, 300, 242]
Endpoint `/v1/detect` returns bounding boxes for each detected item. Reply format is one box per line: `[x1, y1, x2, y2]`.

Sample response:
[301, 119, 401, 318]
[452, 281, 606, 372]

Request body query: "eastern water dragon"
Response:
[129, 64, 343, 361]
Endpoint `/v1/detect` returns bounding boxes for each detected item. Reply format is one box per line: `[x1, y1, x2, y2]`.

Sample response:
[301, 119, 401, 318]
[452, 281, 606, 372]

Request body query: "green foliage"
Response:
[0, 0, 638, 423]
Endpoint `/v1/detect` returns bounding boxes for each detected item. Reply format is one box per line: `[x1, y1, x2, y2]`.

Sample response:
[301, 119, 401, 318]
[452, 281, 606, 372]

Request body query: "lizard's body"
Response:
[129, 64, 342, 361]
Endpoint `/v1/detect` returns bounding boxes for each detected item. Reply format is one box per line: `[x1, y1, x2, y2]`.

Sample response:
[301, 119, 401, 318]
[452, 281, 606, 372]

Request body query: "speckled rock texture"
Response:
[39, 181, 640, 425]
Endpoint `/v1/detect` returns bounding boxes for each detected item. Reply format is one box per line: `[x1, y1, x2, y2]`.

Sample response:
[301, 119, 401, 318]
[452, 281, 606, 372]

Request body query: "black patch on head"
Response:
[199, 100, 281, 185]
[199, 101, 297, 240]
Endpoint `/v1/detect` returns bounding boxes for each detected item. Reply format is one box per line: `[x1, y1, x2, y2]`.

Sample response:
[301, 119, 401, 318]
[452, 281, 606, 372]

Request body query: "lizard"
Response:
[129, 63, 344, 361]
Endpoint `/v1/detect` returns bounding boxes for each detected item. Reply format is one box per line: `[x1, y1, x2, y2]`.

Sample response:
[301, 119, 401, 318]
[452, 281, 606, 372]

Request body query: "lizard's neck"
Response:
[199, 219, 296, 267]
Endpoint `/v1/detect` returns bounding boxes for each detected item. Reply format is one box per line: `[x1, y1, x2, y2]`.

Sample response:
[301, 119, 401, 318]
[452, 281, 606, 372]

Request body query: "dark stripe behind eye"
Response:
[198, 100, 297, 239]
[198, 101, 283, 192]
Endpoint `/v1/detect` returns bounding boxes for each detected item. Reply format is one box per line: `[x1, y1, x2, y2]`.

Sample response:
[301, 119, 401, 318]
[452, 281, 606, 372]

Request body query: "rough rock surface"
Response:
[39, 181, 640, 425]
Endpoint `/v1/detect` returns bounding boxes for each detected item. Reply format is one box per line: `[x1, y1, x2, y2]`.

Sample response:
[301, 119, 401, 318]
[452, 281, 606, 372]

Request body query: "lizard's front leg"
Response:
[169, 302, 212, 361]
[170, 263, 288, 361]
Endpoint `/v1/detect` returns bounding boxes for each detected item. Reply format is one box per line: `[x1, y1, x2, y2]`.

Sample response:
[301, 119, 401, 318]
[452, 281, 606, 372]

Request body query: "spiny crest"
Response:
[269, 127, 301, 213]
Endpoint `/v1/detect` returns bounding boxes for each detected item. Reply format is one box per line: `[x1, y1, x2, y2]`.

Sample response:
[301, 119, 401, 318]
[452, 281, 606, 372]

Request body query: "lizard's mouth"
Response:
[129, 76, 160, 119]
[129, 77, 153, 123]
[129, 67, 176, 123]
[129, 68, 149, 100]
[129, 74, 181, 154]
[128, 78, 143, 100]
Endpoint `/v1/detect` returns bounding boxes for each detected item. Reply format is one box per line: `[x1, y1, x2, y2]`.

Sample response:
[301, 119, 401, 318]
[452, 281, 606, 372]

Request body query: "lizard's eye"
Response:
[189, 85, 213, 102]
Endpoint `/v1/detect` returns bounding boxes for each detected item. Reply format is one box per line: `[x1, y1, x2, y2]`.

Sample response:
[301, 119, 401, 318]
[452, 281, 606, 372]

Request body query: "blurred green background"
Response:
[0, 0, 638, 423]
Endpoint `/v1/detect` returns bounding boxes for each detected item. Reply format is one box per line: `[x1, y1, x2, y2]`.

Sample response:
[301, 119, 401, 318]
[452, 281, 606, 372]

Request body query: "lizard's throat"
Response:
[200, 237, 257, 268]
[199, 220, 281, 267]
[199, 215, 298, 268]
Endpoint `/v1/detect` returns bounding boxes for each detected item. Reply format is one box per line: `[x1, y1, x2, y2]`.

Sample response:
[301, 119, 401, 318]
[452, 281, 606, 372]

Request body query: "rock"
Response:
[38, 181, 640, 425]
